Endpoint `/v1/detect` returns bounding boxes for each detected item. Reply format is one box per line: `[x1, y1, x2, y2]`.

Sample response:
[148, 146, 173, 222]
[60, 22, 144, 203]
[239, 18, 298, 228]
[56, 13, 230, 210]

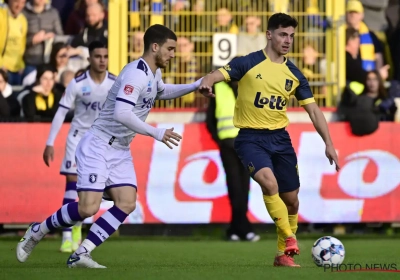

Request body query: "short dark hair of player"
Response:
[88, 41, 107, 55]
[267, 13, 298, 31]
[143, 24, 177, 52]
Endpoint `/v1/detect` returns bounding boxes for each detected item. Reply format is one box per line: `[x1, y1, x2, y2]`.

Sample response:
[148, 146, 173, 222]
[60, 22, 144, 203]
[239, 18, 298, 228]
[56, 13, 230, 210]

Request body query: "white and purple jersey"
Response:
[91, 58, 165, 146]
[59, 70, 116, 132]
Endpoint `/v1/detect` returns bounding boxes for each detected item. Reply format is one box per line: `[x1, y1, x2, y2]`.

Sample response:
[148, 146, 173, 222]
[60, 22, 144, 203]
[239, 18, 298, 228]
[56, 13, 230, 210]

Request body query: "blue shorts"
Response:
[234, 128, 300, 193]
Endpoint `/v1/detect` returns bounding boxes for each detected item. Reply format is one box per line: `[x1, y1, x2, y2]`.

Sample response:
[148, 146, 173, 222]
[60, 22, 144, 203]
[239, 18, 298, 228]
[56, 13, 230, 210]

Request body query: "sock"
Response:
[31, 202, 83, 241]
[74, 206, 128, 255]
[276, 214, 299, 255]
[276, 228, 286, 255]
[288, 214, 298, 235]
[62, 182, 78, 236]
[263, 194, 293, 238]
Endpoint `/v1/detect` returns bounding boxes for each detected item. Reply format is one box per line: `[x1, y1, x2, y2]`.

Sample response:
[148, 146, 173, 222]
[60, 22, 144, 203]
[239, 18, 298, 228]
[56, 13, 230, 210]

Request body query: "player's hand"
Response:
[325, 144, 340, 171]
[198, 85, 215, 98]
[43, 145, 54, 167]
[162, 127, 182, 149]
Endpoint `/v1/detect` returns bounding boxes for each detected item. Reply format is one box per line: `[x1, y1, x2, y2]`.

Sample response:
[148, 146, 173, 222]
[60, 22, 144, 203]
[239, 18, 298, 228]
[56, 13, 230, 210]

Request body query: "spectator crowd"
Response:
[0, 0, 107, 121]
[0, 0, 399, 133]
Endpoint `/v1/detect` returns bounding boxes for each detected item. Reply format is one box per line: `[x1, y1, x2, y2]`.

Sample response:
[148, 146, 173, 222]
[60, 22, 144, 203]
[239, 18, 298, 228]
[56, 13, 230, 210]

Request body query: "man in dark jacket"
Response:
[206, 79, 259, 242]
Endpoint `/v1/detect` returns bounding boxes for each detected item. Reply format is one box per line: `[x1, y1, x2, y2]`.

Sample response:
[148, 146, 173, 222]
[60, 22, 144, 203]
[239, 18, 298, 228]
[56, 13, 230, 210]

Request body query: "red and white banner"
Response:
[0, 122, 400, 224]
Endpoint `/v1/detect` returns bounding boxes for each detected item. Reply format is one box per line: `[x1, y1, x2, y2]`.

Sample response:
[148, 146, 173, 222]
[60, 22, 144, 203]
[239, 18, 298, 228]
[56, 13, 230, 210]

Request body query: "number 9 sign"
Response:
[212, 33, 237, 67]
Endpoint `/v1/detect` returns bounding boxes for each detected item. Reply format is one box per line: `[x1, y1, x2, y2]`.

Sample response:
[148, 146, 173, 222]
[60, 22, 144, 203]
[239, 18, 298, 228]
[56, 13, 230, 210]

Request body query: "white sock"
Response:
[74, 239, 96, 256]
[31, 222, 48, 240]
[62, 231, 72, 242]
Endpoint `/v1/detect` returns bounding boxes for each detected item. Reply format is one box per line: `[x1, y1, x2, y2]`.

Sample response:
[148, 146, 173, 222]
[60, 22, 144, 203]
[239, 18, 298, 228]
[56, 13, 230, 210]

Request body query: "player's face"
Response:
[268, 26, 295, 56]
[155, 39, 176, 68]
[88, 48, 108, 73]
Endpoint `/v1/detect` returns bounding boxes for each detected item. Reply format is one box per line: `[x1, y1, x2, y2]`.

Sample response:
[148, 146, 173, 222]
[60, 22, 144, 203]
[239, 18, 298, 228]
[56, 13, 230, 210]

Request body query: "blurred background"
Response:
[0, 0, 400, 238]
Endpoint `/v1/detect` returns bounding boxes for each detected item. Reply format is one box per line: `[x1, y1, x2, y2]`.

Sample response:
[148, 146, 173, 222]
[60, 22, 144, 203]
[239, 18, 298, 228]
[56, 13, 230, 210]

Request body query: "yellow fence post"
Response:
[119, 0, 128, 72]
[325, 0, 333, 107]
[335, 0, 346, 103]
[108, 0, 121, 75]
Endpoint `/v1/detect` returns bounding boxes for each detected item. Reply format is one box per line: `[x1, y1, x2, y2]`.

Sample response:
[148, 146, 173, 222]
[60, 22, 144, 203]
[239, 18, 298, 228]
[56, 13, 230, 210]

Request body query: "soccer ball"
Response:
[311, 236, 345, 267]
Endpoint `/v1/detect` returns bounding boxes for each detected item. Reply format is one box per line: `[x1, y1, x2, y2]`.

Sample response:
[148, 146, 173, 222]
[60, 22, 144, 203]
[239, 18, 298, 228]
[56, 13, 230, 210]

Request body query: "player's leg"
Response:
[16, 132, 108, 264]
[59, 131, 83, 252]
[68, 146, 137, 269]
[15, 195, 94, 263]
[234, 131, 293, 243]
[272, 130, 301, 267]
[72, 186, 136, 261]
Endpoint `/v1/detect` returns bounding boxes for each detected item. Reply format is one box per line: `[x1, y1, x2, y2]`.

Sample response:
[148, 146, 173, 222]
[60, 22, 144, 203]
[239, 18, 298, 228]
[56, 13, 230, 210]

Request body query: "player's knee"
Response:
[115, 201, 136, 214]
[77, 201, 101, 218]
[254, 169, 278, 195]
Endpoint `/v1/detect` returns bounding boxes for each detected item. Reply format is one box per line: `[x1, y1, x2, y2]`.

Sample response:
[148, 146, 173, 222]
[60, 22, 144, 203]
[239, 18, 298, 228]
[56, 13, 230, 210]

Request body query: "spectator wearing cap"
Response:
[346, 0, 385, 71]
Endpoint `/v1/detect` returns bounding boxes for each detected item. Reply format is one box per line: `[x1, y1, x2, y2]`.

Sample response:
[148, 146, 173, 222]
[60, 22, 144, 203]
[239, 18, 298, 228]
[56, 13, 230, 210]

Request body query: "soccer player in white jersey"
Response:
[17, 24, 203, 268]
[42, 41, 114, 253]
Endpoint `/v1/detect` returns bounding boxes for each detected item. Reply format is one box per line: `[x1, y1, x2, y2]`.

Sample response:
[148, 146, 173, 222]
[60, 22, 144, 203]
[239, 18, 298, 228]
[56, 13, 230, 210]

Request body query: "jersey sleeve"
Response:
[294, 74, 315, 106]
[287, 61, 315, 106]
[58, 79, 77, 109]
[115, 68, 148, 106]
[217, 56, 248, 82]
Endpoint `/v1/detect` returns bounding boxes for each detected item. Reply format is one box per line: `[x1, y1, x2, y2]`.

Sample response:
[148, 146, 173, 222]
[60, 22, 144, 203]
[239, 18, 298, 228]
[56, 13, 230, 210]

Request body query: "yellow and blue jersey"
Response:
[218, 50, 315, 130]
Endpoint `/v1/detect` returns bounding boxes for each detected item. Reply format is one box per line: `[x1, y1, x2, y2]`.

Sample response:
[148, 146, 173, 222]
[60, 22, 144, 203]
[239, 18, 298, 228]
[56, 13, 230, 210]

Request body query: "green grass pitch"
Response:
[0, 237, 399, 280]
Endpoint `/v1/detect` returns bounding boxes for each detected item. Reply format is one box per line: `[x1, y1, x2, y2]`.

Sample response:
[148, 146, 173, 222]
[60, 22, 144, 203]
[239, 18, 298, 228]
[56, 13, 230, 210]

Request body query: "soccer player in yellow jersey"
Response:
[199, 13, 340, 267]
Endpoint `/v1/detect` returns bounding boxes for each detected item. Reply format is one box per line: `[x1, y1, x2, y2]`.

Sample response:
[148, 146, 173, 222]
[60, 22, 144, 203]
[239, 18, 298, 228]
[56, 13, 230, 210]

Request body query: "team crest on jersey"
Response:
[124, 85, 134, 95]
[285, 79, 293, 92]
[247, 162, 255, 174]
[81, 86, 91, 96]
[89, 173, 97, 183]
[66, 161, 71, 169]
[223, 64, 231, 72]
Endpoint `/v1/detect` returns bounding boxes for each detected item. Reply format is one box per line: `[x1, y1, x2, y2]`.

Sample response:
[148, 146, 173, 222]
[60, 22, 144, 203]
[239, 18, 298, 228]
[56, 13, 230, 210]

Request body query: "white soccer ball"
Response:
[311, 236, 345, 267]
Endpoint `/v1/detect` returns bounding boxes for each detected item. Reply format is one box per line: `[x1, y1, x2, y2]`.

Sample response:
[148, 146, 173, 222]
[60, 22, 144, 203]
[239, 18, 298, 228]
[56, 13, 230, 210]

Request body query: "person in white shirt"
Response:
[17, 24, 203, 269]
[42, 40, 114, 254]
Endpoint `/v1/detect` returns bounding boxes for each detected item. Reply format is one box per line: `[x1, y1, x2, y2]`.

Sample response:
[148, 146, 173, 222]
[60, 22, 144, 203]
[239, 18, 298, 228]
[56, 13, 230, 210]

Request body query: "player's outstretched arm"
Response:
[303, 102, 340, 171]
[43, 81, 77, 166]
[43, 105, 70, 166]
[113, 100, 182, 149]
[157, 78, 203, 100]
[198, 70, 226, 97]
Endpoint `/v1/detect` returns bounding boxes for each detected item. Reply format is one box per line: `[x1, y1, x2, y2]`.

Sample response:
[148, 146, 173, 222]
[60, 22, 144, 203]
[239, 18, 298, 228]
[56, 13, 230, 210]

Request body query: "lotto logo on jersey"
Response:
[124, 85, 134, 95]
[253, 92, 287, 110]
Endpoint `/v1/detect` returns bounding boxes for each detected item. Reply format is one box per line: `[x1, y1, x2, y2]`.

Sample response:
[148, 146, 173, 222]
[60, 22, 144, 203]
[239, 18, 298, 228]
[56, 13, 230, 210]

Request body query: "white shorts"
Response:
[75, 131, 137, 199]
[60, 128, 84, 175]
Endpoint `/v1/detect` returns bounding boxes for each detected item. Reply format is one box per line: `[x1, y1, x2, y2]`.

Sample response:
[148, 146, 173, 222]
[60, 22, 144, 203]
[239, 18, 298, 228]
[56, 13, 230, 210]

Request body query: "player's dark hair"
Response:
[267, 13, 298, 31]
[143, 24, 177, 52]
[88, 40, 107, 55]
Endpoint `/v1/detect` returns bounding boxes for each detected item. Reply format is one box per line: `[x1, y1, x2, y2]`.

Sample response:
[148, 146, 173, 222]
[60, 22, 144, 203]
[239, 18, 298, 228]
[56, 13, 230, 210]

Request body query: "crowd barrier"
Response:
[1, 122, 399, 224]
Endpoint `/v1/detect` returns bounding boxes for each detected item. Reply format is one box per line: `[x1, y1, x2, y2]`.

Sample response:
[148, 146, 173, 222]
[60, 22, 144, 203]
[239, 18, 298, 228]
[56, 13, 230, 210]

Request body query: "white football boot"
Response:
[67, 253, 107, 268]
[16, 223, 40, 263]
